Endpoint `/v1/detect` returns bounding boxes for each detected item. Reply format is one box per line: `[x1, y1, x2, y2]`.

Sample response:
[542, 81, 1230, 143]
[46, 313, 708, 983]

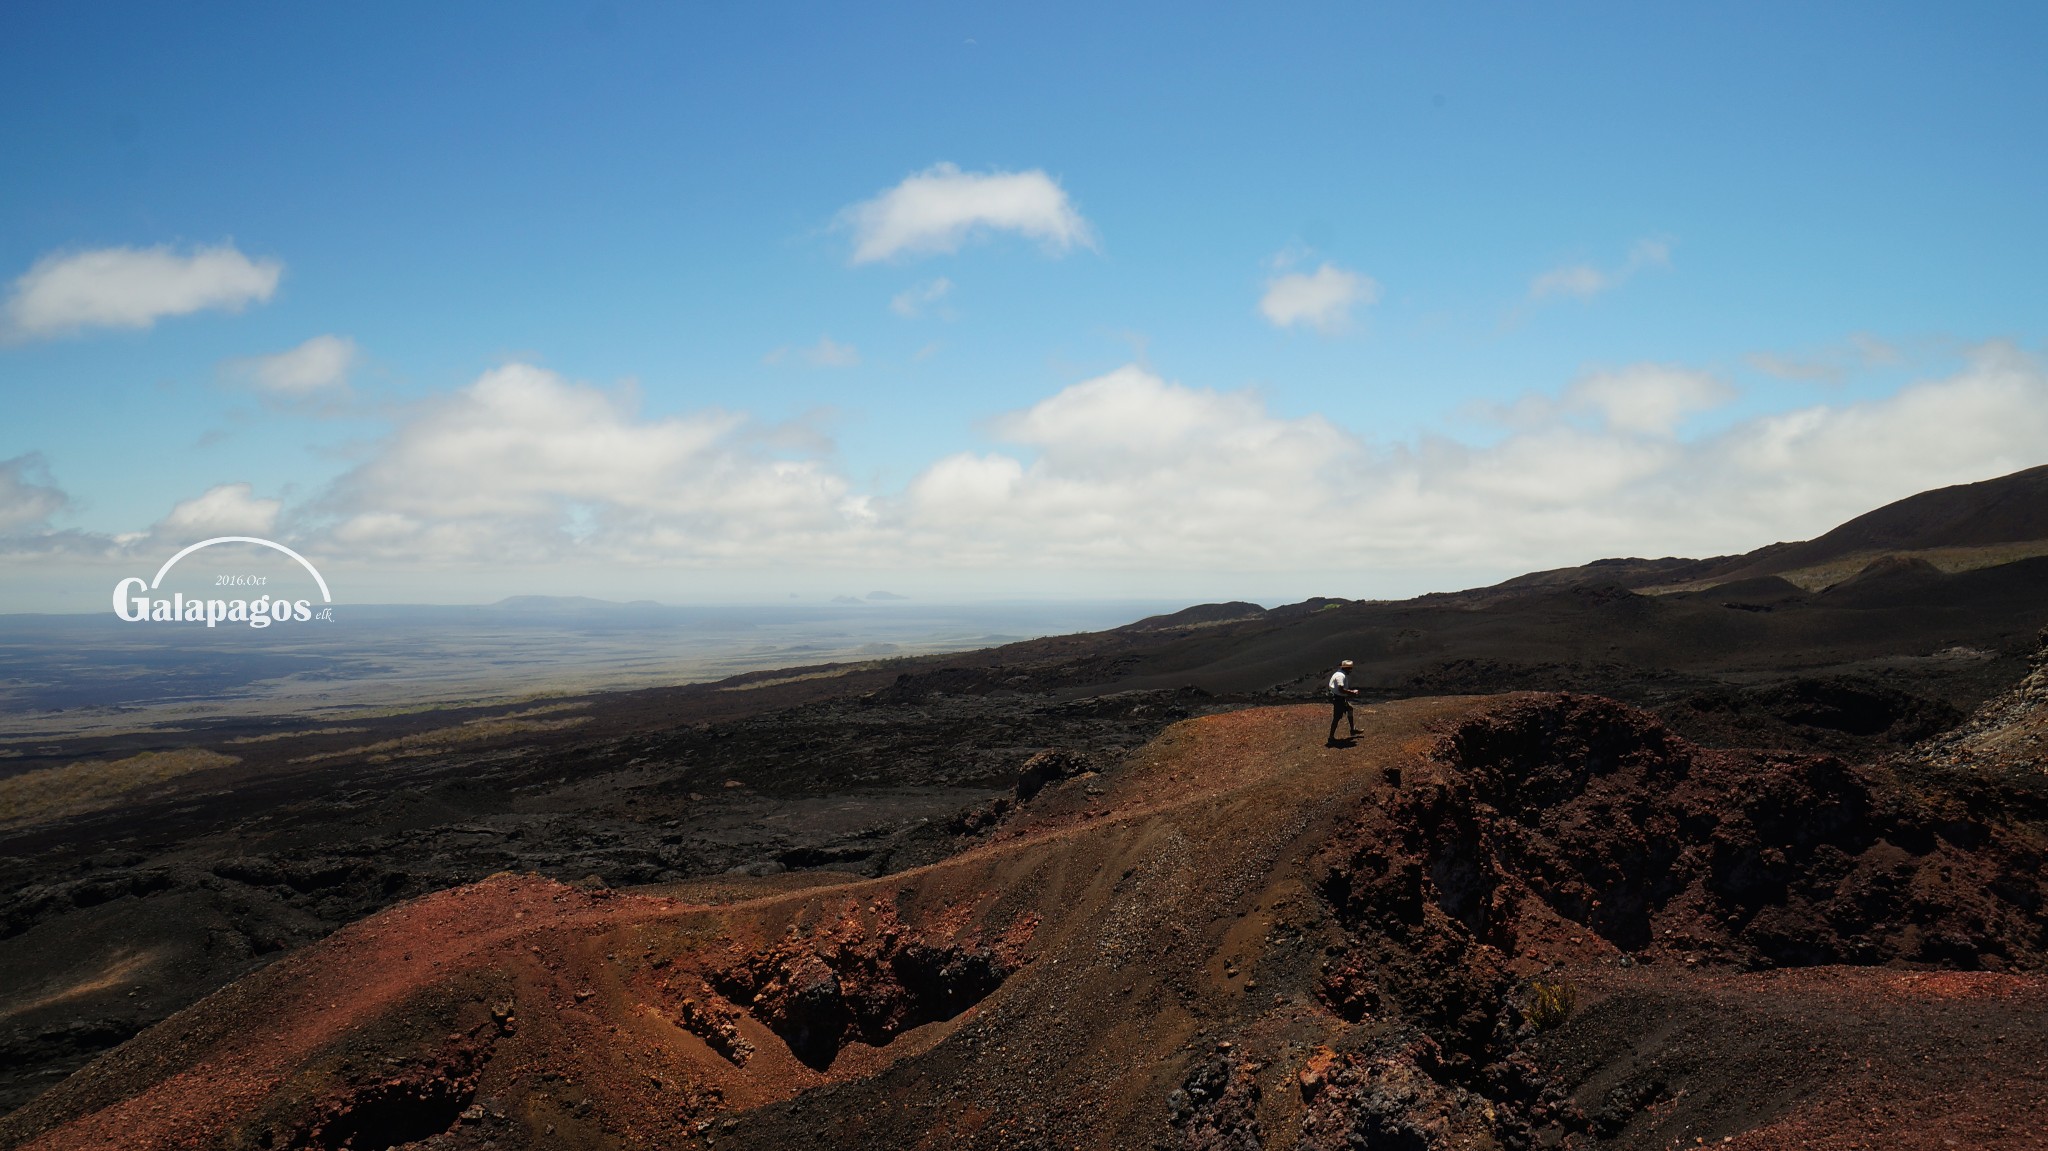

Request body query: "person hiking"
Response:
[1327, 659, 1361, 745]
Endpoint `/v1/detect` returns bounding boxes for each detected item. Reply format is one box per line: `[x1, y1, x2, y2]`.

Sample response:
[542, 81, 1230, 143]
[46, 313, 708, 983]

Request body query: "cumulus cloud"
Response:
[2, 243, 282, 340]
[1259, 260, 1380, 333]
[0, 454, 70, 536]
[1564, 364, 1737, 435]
[228, 334, 359, 397]
[907, 365, 1358, 566]
[18, 346, 2041, 599]
[154, 483, 282, 538]
[839, 163, 1094, 264]
[0, 455, 328, 578]
[312, 363, 871, 564]
[764, 335, 860, 368]
[1470, 364, 1734, 437]
[1528, 238, 1670, 302]
[890, 277, 955, 318]
[1692, 344, 2047, 544]
[0, 456, 119, 567]
[899, 347, 2047, 578]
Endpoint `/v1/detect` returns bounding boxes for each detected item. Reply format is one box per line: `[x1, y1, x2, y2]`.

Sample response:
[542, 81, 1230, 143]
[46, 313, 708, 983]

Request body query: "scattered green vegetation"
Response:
[1524, 978, 1578, 1031]
[293, 714, 591, 764]
[0, 749, 238, 828]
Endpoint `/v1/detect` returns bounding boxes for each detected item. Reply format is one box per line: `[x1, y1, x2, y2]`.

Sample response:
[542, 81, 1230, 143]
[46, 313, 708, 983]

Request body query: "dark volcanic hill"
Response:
[1762, 462, 2048, 561]
[1117, 601, 1268, 632]
[1494, 464, 2048, 594]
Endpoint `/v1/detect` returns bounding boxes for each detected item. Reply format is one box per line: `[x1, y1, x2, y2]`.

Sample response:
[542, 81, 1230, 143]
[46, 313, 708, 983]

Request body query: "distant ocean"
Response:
[0, 599, 1180, 736]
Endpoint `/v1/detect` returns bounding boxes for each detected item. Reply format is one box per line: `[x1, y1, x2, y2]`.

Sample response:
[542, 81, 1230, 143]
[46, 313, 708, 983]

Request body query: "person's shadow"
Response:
[1324, 735, 1357, 748]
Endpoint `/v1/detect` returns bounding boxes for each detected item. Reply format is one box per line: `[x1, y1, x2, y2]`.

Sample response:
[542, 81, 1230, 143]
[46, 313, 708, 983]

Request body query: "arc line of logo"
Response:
[149, 536, 333, 603]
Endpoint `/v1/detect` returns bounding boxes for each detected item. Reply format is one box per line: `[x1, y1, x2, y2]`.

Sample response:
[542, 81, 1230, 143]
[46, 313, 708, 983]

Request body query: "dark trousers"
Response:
[1329, 696, 1356, 739]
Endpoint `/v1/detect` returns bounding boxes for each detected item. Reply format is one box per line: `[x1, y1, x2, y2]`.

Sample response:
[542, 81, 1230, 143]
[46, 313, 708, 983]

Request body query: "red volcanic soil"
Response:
[4, 696, 2046, 1150]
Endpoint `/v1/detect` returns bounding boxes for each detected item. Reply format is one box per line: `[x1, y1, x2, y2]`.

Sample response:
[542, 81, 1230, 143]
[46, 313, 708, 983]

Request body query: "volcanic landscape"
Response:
[3, 466, 2047, 1150]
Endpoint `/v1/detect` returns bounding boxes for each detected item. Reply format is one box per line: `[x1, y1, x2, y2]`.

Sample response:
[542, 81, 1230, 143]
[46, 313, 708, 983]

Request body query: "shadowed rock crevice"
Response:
[272, 1017, 505, 1151]
[1295, 1040, 1508, 1151]
[1163, 1051, 1263, 1150]
[707, 902, 1022, 1070]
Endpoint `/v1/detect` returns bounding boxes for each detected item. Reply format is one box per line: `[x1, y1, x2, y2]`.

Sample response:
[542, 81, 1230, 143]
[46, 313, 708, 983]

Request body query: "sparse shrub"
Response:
[0, 748, 238, 828]
[1524, 979, 1577, 1031]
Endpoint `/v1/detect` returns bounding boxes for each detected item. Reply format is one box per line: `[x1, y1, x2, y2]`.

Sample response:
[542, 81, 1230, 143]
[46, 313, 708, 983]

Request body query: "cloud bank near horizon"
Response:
[7, 345, 2045, 599]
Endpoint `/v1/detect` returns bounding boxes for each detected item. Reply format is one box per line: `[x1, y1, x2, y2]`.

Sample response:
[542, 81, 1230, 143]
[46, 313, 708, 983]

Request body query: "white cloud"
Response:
[765, 335, 860, 368]
[899, 347, 2047, 578]
[907, 365, 1358, 566]
[839, 163, 1094, 264]
[1528, 264, 1609, 299]
[890, 277, 954, 318]
[910, 452, 1025, 522]
[229, 334, 359, 397]
[1528, 237, 1670, 302]
[0, 454, 69, 535]
[2, 243, 282, 340]
[1747, 334, 1905, 384]
[1693, 343, 2048, 545]
[313, 363, 870, 564]
[16, 346, 2042, 604]
[0, 474, 294, 567]
[1564, 364, 1736, 435]
[1259, 261, 1380, 333]
[156, 483, 282, 538]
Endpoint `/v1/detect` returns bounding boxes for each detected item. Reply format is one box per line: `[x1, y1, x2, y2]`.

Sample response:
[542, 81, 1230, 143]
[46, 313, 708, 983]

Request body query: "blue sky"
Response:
[3, 3, 2045, 610]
